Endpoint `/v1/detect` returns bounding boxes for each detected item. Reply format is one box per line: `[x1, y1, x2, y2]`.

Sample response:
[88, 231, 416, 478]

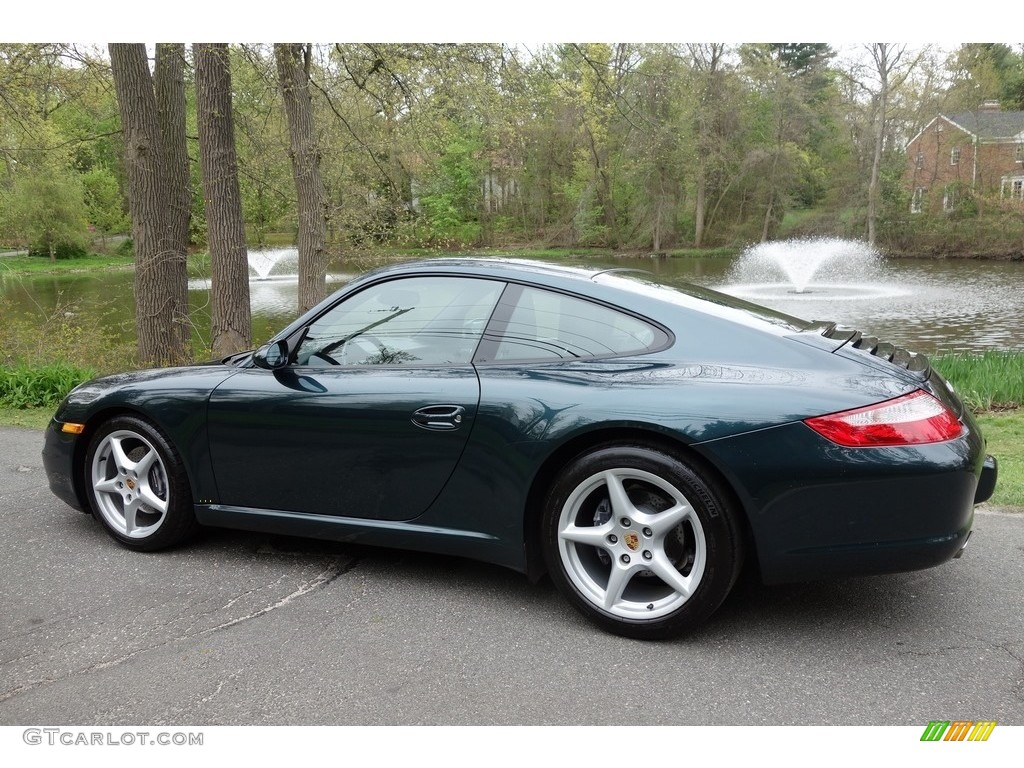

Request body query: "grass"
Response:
[0, 253, 135, 274]
[975, 411, 1024, 509]
[932, 351, 1024, 412]
[0, 406, 52, 429]
[666, 247, 740, 258]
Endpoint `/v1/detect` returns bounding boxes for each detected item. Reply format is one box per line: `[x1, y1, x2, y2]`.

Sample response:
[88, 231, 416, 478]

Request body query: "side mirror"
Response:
[253, 340, 289, 370]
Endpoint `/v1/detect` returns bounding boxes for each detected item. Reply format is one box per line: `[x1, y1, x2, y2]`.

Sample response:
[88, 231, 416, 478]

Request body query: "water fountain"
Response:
[720, 237, 910, 303]
[247, 247, 298, 281]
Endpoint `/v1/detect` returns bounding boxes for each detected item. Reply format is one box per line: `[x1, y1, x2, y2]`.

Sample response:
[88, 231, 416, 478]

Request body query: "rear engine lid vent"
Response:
[821, 324, 930, 376]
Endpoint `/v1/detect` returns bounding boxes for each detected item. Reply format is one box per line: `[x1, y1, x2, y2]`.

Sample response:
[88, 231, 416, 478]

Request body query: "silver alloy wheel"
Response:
[89, 429, 170, 539]
[556, 467, 707, 620]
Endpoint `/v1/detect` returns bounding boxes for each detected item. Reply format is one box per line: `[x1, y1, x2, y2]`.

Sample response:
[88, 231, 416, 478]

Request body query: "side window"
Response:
[479, 285, 666, 362]
[296, 276, 504, 367]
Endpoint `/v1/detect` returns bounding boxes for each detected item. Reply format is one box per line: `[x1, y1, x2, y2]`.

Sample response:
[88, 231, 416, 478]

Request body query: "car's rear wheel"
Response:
[542, 444, 742, 640]
[84, 415, 197, 551]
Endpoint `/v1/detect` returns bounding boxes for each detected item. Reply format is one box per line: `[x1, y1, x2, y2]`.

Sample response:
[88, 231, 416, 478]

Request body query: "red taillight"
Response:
[804, 390, 963, 447]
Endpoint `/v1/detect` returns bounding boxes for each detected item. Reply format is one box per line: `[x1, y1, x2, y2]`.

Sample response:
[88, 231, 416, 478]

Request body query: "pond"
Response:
[2, 246, 1023, 356]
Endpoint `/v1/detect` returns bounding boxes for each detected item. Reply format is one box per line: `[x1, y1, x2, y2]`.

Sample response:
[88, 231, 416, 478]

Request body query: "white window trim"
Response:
[911, 187, 926, 213]
[1000, 175, 1024, 199]
[950, 147, 960, 166]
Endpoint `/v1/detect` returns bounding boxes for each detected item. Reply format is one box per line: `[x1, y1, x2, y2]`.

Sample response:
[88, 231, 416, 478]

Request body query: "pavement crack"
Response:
[0, 555, 358, 705]
[993, 642, 1024, 700]
[201, 556, 355, 635]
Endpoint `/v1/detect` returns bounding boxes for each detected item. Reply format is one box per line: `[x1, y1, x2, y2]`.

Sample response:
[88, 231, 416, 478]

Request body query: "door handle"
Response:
[411, 405, 466, 431]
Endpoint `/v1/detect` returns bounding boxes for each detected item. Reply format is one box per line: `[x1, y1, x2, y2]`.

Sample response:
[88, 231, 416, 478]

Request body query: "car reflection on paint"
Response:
[43, 258, 997, 639]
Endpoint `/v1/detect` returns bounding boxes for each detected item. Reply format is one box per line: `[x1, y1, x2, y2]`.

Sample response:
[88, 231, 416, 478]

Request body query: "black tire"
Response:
[542, 443, 742, 640]
[83, 415, 198, 551]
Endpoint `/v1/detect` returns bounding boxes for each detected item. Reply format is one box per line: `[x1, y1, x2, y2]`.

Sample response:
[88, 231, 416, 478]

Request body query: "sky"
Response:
[5, 1, 1020, 44]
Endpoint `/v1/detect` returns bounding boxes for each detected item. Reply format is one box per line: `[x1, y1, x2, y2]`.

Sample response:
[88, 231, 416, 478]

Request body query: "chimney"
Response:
[979, 100, 1002, 112]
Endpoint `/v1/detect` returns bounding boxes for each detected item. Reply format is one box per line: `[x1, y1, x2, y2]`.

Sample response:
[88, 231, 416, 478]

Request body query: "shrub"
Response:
[0, 363, 95, 409]
[28, 242, 88, 260]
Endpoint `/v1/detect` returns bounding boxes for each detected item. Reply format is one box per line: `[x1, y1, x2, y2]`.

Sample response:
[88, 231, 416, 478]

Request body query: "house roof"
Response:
[944, 110, 1024, 140]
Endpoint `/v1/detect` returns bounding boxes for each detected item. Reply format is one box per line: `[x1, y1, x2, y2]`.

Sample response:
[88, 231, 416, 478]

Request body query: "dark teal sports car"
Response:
[43, 258, 997, 639]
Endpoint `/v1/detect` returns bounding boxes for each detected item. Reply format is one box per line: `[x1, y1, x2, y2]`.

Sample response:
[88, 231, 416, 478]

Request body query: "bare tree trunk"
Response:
[694, 160, 706, 247]
[867, 48, 889, 247]
[865, 43, 919, 247]
[275, 43, 327, 314]
[195, 43, 252, 357]
[109, 43, 191, 366]
[154, 44, 191, 263]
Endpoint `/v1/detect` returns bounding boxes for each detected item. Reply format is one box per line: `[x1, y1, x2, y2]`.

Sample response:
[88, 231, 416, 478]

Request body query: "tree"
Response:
[194, 43, 252, 357]
[13, 164, 89, 259]
[108, 43, 190, 366]
[861, 44, 925, 246]
[686, 44, 733, 247]
[154, 44, 191, 263]
[274, 43, 328, 314]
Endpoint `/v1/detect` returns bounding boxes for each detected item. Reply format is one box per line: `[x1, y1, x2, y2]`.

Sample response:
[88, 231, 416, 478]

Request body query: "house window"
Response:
[950, 147, 960, 166]
[915, 152, 925, 169]
[911, 187, 926, 213]
[943, 186, 957, 212]
[1001, 176, 1024, 200]
[1017, 144, 1024, 164]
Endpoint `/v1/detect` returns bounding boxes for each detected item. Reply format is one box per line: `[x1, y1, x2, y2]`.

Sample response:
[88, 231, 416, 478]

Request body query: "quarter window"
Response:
[478, 286, 666, 362]
[296, 276, 504, 367]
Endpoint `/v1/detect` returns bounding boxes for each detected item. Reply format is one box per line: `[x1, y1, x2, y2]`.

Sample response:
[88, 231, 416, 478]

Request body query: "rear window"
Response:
[595, 270, 810, 332]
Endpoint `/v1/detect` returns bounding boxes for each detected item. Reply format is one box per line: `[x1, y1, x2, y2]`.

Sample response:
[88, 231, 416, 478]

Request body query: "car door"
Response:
[207, 275, 505, 521]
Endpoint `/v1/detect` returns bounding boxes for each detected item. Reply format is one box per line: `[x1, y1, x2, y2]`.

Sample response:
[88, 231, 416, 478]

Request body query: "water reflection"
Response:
[3, 254, 1023, 355]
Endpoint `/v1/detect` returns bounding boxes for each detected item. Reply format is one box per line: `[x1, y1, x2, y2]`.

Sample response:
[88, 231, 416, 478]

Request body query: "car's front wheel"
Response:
[84, 415, 197, 551]
[542, 444, 742, 640]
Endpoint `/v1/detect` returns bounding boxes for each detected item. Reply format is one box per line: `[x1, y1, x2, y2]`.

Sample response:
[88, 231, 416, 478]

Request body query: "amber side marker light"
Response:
[60, 422, 85, 435]
[804, 390, 963, 447]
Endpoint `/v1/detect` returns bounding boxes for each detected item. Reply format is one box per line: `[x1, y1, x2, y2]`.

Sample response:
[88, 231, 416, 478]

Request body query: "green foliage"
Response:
[81, 166, 129, 236]
[5, 42, 1024, 261]
[115, 237, 134, 257]
[27, 242, 87, 259]
[10, 168, 91, 258]
[0, 295, 136, 375]
[0, 362, 94, 409]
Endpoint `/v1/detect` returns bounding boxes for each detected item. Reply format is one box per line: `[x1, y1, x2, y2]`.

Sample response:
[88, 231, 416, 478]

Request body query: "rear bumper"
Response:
[975, 454, 997, 504]
[695, 419, 989, 585]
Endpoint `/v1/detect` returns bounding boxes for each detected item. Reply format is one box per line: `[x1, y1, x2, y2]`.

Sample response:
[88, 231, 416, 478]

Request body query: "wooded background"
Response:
[3, 43, 1023, 362]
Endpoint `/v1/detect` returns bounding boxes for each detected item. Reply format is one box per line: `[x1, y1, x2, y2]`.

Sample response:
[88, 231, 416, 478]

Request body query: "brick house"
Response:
[904, 101, 1024, 213]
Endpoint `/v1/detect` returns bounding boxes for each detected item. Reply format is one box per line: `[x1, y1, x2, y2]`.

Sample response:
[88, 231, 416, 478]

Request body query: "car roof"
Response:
[376, 256, 810, 332]
[377, 256, 610, 282]
[275, 256, 811, 347]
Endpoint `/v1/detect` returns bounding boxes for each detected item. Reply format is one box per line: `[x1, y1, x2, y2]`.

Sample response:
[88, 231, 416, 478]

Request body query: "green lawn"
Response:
[0, 253, 134, 274]
[975, 411, 1024, 510]
[0, 407, 51, 429]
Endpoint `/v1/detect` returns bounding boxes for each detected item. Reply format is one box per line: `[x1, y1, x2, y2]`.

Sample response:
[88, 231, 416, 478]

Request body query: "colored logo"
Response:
[624, 532, 640, 551]
[920, 721, 997, 742]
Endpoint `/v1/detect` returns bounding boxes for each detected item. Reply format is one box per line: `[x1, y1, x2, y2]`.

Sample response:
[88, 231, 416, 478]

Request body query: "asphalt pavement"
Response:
[1, 424, 1022, 725]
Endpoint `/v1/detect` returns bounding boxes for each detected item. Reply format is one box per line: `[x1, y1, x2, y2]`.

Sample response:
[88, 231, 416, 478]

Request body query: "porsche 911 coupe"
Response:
[43, 258, 997, 639]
